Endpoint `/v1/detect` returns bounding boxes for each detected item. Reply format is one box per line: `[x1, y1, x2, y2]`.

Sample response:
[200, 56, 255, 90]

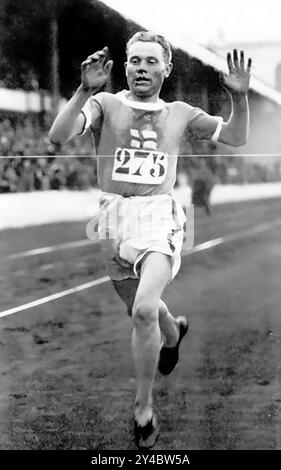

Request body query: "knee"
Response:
[132, 299, 158, 329]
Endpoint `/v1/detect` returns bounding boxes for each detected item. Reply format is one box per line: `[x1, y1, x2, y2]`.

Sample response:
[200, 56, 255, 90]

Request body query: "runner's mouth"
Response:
[135, 77, 151, 84]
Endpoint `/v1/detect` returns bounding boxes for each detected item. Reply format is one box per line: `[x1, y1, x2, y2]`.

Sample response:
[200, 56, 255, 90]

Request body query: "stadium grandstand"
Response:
[1, 1, 281, 453]
[1, 0, 281, 194]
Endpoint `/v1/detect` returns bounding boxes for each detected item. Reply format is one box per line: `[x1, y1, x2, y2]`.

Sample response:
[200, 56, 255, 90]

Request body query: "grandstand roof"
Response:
[0, 88, 52, 113]
[101, 0, 281, 106]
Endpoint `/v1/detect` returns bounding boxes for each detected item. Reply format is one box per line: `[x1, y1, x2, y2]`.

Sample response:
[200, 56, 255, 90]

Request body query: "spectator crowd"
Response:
[0, 115, 98, 192]
[1, 114, 281, 194]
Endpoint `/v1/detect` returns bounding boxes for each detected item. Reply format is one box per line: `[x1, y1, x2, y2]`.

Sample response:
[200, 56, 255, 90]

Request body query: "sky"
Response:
[102, 0, 281, 45]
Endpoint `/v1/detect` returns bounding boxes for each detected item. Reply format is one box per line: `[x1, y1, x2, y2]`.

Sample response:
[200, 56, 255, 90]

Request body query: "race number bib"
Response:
[112, 148, 168, 185]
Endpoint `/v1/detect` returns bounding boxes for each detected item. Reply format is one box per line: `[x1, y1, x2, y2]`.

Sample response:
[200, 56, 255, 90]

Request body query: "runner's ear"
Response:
[165, 62, 173, 78]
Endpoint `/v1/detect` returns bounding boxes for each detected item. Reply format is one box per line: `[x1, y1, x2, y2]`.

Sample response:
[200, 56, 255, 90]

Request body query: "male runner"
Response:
[49, 31, 251, 449]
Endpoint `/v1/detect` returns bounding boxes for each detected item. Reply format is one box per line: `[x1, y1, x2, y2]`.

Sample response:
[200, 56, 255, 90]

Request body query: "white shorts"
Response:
[98, 192, 186, 281]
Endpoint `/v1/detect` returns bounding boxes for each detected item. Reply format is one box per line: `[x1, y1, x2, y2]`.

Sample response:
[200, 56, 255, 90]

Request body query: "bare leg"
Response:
[132, 252, 172, 425]
[112, 279, 179, 350]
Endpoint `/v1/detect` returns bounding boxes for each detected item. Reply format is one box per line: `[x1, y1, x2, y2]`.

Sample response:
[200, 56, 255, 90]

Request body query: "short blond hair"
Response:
[126, 31, 172, 64]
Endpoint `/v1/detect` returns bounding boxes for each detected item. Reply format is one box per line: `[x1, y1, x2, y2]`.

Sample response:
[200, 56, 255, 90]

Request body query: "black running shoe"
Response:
[134, 414, 159, 449]
[158, 316, 189, 375]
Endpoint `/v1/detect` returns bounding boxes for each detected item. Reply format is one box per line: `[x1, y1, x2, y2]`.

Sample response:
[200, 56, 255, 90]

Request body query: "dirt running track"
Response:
[0, 199, 281, 450]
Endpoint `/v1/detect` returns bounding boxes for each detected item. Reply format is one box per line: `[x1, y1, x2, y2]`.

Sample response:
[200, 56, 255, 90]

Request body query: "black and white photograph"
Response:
[0, 0, 281, 455]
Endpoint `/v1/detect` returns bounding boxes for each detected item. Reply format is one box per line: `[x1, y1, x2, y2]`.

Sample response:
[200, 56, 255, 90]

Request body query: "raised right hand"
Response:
[81, 46, 113, 92]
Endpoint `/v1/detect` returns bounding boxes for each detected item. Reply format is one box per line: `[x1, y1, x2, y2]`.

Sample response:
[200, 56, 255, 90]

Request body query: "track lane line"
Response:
[5, 239, 93, 260]
[0, 276, 110, 319]
[1, 218, 281, 319]
[2, 211, 246, 261]
[4, 203, 279, 261]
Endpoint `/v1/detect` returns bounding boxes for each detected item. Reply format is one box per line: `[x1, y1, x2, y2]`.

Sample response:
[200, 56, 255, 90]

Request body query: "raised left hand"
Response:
[221, 49, 252, 95]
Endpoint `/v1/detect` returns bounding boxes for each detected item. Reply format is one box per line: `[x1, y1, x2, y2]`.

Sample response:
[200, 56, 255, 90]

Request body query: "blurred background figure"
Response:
[191, 158, 214, 215]
[189, 142, 217, 216]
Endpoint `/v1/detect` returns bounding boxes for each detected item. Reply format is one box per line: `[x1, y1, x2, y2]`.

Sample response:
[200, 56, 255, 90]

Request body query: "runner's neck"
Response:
[116, 90, 166, 111]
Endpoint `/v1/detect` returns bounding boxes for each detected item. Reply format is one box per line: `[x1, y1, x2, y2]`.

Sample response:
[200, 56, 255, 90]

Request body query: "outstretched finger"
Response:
[97, 50, 108, 65]
[94, 47, 109, 64]
[240, 50, 245, 71]
[81, 58, 93, 70]
[246, 57, 252, 73]
[85, 54, 100, 65]
[87, 48, 108, 63]
[102, 46, 109, 56]
[233, 49, 239, 68]
[227, 52, 234, 72]
[104, 59, 113, 74]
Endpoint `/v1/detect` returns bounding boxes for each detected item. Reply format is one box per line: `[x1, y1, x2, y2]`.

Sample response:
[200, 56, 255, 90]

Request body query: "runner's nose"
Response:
[137, 60, 147, 72]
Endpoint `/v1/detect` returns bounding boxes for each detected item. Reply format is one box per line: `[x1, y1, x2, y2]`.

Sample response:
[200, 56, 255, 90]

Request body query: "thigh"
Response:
[111, 278, 139, 317]
[135, 252, 172, 308]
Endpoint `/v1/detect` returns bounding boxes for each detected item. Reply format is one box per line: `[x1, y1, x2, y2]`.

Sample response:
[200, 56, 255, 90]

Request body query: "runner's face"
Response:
[125, 41, 171, 100]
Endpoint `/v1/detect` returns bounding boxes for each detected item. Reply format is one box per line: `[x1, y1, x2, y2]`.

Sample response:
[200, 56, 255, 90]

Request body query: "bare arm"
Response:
[48, 85, 93, 145]
[218, 49, 251, 147]
[48, 47, 113, 145]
